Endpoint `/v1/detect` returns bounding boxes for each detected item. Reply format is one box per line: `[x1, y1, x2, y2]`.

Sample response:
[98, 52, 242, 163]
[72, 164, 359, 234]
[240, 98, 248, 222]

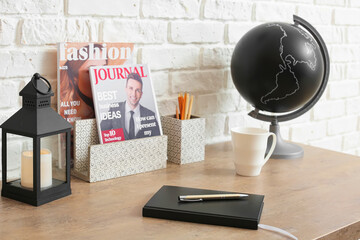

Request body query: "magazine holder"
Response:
[72, 119, 167, 182]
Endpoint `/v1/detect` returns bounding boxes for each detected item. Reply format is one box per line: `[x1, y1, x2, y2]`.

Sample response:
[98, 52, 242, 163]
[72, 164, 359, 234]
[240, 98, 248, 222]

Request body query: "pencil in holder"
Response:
[161, 115, 205, 164]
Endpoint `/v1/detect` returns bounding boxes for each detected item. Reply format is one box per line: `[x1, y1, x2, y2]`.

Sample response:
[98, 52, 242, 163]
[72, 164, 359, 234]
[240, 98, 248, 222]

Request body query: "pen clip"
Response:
[179, 198, 203, 202]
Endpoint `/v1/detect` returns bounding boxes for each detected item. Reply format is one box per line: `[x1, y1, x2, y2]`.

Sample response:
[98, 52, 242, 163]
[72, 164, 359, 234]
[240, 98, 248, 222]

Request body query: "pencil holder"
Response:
[73, 119, 167, 182]
[161, 115, 205, 164]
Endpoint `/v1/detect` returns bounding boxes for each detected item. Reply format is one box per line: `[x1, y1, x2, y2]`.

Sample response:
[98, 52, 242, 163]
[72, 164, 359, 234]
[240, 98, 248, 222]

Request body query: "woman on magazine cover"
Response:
[59, 44, 108, 121]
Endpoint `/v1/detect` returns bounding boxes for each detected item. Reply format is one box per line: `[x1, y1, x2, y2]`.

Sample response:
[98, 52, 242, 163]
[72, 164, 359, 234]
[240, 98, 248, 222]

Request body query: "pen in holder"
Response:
[161, 115, 205, 164]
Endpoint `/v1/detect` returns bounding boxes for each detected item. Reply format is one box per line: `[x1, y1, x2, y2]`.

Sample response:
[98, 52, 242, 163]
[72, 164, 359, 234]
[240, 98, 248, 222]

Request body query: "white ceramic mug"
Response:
[231, 127, 276, 177]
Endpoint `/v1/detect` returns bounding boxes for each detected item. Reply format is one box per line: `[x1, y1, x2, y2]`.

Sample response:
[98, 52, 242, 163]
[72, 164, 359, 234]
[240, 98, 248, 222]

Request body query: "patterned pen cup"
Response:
[161, 115, 205, 164]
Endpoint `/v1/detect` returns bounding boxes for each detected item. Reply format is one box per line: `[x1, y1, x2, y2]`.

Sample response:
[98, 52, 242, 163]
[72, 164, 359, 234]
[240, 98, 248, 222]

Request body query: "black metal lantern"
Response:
[1, 73, 72, 206]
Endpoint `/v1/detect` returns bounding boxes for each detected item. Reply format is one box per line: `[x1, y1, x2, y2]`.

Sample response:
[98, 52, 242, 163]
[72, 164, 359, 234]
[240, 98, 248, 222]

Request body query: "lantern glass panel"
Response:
[6, 133, 33, 191]
[40, 133, 66, 190]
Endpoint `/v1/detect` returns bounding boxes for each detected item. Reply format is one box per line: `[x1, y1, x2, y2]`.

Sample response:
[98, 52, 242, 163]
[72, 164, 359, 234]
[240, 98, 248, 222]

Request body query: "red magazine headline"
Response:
[93, 66, 148, 85]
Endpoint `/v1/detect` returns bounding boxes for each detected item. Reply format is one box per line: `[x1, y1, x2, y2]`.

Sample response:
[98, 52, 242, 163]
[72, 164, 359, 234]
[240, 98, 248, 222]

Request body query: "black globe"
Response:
[231, 22, 325, 113]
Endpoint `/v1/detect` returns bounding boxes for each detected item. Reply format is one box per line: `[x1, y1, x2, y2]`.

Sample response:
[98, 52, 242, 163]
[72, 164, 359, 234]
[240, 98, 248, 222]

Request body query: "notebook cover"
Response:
[142, 185, 264, 230]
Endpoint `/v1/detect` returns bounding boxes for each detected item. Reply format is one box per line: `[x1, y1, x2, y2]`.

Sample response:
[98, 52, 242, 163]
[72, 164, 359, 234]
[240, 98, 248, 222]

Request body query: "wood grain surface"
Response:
[1, 142, 360, 240]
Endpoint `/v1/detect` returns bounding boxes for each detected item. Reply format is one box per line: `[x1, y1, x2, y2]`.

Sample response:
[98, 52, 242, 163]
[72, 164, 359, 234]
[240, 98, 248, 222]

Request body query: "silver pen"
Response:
[178, 193, 248, 202]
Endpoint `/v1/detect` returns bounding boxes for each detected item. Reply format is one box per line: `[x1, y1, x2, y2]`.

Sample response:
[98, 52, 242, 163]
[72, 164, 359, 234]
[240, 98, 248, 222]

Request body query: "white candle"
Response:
[21, 149, 52, 189]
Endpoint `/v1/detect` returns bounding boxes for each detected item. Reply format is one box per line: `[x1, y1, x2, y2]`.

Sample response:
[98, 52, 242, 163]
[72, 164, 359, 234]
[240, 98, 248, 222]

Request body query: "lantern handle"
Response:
[31, 73, 52, 95]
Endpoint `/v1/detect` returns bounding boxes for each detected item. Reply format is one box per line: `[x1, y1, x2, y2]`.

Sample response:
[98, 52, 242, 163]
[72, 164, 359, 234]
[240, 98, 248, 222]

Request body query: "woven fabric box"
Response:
[161, 115, 205, 164]
[73, 119, 167, 182]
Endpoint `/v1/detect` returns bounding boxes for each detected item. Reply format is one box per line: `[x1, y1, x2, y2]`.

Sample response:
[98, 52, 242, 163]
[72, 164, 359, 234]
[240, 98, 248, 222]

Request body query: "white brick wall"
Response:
[334, 8, 360, 24]
[141, 46, 200, 70]
[171, 70, 224, 93]
[170, 21, 224, 43]
[0, 19, 18, 45]
[203, 0, 252, 21]
[142, 0, 199, 19]
[202, 47, 233, 68]
[0, 0, 62, 14]
[103, 20, 167, 43]
[328, 81, 359, 99]
[255, 2, 296, 22]
[297, 5, 333, 25]
[68, 0, 139, 17]
[1, 0, 360, 172]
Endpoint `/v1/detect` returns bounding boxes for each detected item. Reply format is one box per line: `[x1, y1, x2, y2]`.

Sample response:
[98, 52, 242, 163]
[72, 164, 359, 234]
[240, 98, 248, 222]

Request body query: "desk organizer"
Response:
[72, 119, 167, 182]
[161, 115, 205, 164]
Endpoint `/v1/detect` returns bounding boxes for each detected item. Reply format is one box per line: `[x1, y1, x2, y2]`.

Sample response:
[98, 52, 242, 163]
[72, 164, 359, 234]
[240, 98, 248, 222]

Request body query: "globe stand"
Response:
[266, 120, 303, 159]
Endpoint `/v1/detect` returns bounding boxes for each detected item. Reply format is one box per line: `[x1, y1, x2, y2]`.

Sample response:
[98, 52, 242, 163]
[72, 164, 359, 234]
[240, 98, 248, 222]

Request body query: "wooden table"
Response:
[1, 142, 360, 239]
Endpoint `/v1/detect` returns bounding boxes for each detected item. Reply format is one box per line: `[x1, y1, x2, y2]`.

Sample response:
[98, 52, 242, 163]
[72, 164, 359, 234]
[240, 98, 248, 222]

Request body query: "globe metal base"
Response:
[266, 122, 304, 159]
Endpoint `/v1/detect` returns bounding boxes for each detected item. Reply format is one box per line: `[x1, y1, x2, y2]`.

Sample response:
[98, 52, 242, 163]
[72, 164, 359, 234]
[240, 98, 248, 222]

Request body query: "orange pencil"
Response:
[184, 93, 190, 120]
[187, 95, 194, 119]
[181, 93, 186, 120]
[178, 93, 182, 114]
[176, 106, 179, 119]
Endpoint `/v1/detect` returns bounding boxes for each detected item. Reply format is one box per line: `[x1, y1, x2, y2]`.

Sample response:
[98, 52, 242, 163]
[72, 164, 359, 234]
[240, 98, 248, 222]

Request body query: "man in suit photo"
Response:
[100, 72, 161, 140]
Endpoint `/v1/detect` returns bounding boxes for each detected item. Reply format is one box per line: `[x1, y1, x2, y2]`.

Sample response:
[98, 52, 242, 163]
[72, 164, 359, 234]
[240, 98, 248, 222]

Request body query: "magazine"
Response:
[57, 42, 134, 167]
[89, 64, 162, 144]
[57, 42, 134, 122]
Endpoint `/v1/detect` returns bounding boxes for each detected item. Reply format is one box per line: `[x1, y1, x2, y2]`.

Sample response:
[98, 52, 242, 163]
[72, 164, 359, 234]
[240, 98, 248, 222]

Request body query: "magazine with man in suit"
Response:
[89, 64, 162, 144]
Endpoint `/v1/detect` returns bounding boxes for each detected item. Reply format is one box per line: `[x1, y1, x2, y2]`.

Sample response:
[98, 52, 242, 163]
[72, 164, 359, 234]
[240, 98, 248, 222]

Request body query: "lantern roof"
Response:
[1, 108, 72, 136]
[0, 73, 72, 136]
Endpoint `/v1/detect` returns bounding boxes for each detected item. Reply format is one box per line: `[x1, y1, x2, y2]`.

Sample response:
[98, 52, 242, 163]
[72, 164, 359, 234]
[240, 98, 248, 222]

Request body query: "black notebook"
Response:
[142, 185, 264, 230]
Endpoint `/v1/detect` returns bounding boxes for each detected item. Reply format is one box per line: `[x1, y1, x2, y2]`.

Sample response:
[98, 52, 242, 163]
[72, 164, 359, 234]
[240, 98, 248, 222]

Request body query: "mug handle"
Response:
[263, 133, 277, 164]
